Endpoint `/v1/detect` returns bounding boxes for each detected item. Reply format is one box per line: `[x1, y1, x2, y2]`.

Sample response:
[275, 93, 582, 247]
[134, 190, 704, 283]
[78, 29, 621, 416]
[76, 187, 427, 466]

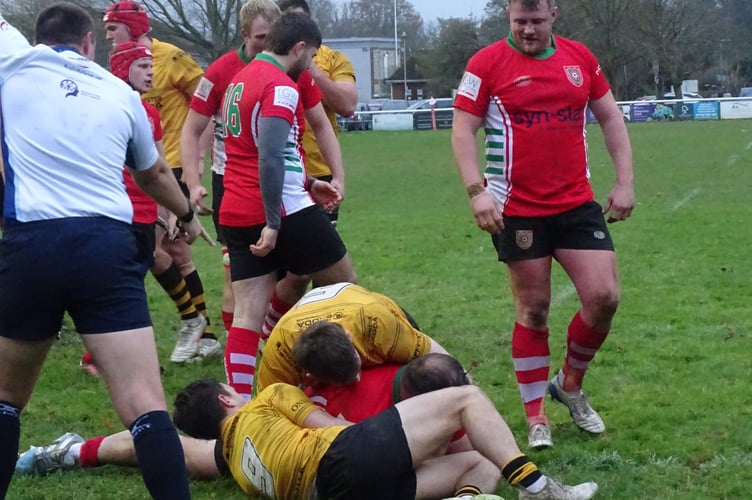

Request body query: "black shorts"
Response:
[211, 171, 225, 244]
[132, 222, 156, 269]
[492, 201, 614, 262]
[0, 217, 152, 340]
[213, 439, 230, 477]
[315, 174, 339, 224]
[316, 406, 415, 500]
[222, 206, 346, 282]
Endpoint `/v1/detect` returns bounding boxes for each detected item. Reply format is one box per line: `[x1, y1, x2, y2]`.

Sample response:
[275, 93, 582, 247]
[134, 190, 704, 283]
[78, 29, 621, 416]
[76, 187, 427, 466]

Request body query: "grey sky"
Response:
[330, 0, 491, 22]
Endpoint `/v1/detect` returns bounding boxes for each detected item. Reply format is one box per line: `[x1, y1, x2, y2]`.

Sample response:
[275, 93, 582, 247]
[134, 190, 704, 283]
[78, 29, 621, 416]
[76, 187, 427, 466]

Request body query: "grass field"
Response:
[9, 119, 752, 499]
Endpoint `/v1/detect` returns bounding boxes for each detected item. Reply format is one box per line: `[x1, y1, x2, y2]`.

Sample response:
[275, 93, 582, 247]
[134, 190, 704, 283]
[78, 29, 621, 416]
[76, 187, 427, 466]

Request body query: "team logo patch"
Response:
[593, 230, 606, 240]
[194, 77, 214, 102]
[457, 71, 481, 101]
[515, 230, 533, 250]
[564, 66, 583, 87]
[60, 79, 79, 98]
[273, 85, 299, 112]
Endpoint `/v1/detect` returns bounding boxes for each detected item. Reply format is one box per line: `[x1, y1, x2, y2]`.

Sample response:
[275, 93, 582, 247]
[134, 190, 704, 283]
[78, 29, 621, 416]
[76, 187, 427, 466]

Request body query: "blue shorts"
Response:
[0, 217, 152, 340]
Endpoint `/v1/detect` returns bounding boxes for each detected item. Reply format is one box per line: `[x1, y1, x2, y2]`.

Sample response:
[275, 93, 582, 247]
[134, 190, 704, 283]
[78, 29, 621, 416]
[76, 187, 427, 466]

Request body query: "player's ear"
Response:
[217, 393, 235, 408]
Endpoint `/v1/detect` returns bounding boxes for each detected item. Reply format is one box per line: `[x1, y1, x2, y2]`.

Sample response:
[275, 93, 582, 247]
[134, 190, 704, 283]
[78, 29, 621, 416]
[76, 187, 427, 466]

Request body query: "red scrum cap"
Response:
[110, 42, 152, 82]
[103, 2, 150, 40]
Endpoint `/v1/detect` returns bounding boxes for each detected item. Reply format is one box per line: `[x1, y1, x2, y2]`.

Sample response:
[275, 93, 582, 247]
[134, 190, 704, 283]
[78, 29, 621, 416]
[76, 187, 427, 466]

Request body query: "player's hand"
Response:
[250, 226, 278, 256]
[188, 184, 212, 215]
[603, 183, 635, 223]
[329, 177, 345, 201]
[310, 180, 342, 213]
[177, 216, 203, 244]
[471, 191, 504, 234]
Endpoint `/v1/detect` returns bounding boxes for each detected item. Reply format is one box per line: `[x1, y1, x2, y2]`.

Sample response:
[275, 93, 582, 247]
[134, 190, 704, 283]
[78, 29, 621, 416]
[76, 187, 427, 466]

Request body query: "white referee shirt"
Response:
[0, 16, 159, 224]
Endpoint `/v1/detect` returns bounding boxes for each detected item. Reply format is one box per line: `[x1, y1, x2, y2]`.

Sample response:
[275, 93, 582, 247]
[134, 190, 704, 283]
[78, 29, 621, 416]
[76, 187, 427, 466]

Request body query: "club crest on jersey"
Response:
[515, 230, 533, 250]
[60, 79, 79, 98]
[564, 66, 583, 87]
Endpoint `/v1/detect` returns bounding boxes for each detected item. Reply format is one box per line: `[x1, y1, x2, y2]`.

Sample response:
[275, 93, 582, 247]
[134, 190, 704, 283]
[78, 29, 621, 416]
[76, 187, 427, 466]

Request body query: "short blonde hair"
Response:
[239, 0, 280, 32]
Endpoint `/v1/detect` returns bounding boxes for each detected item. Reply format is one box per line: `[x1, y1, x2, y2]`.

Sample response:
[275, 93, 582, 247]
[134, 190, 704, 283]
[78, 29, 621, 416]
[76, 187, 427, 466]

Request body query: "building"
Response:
[324, 37, 418, 101]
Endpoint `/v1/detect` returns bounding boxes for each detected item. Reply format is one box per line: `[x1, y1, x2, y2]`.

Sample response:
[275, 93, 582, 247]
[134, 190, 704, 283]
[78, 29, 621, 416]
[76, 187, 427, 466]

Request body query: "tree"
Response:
[0, 0, 112, 65]
[128, 0, 245, 62]
[418, 18, 482, 97]
[326, 0, 427, 51]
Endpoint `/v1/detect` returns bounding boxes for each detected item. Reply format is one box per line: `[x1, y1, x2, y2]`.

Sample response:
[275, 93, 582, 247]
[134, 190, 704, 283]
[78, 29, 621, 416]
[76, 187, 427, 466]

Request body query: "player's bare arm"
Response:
[451, 109, 504, 234]
[589, 91, 635, 223]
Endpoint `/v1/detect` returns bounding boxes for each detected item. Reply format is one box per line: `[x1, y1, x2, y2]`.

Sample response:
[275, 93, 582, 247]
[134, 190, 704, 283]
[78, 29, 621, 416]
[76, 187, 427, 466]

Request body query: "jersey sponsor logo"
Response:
[595, 64, 602, 76]
[511, 106, 584, 128]
[273, 85, 299, 112]
[60, 79, 79, 97]
[513, 75, 532, 87]
[515, 230, 533, 250]
[457, 71, 481, 101]
[564, 65, 583, 87]
[194, 76, 214, 101]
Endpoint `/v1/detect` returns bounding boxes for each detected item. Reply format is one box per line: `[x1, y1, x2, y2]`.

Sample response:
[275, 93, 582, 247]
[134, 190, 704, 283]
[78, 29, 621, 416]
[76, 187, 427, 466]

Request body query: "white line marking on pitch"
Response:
[551, 284, 576, 308]
[746, 141, 752, 150]
[672, 187, 701, 211]
[726, 154, 738, 167]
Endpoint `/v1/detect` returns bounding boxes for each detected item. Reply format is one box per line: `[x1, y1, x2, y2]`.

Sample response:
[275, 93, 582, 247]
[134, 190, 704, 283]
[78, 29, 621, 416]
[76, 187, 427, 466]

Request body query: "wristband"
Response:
[305, 176, 317, 192]
[466, 182, 485, 199]
[178, 202, 194, 223]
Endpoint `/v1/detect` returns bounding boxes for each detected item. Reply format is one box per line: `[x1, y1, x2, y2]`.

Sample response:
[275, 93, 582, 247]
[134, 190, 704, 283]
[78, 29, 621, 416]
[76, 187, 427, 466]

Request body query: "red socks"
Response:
[512, 322, 550, 427]
[80, 436, 105, 468]
[224, 327, 260, 399]
[261, 292, 293, 340]
[562, 311, 608, 391]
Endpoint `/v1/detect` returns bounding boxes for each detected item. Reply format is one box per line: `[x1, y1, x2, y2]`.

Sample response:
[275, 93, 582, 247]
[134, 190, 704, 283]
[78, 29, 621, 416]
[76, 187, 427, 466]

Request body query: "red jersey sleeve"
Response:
[260, 80, 300, 123]
[297, 70, 323, 110]
[454, 47, 493, 118]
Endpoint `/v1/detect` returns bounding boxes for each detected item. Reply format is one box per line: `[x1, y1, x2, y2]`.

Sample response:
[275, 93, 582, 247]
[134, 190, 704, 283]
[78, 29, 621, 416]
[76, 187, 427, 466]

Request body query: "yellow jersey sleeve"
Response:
[142, 39, 204, 167]
[302, 45, 356, 178]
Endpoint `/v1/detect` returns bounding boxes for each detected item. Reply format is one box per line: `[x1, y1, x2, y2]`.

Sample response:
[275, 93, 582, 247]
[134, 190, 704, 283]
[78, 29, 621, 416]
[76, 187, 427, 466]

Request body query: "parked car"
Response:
[339, 102, 372, 131]
[663, 91, 701, 100]
[739, 87, 752, 97]
[406, 97, 455, 130]
[634, 95, 656, 101]
[366, 98, 409, 112]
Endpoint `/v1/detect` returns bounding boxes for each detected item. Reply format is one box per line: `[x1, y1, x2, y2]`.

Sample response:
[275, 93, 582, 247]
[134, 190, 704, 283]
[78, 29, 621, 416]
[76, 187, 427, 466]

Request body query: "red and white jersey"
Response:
[123, 100, 162, 224]
[219, 55, 322, 227]
[189, 46, 250, 176]
[454, 35, 611, 217]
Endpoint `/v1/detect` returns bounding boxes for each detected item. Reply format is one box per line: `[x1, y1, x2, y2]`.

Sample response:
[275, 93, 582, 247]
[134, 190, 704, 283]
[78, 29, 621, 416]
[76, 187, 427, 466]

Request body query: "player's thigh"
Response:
[396, 386, 479, 465]
[82, 327, 166, 425]
[0, 336, 55, 408]
[556, 248, 619, 303]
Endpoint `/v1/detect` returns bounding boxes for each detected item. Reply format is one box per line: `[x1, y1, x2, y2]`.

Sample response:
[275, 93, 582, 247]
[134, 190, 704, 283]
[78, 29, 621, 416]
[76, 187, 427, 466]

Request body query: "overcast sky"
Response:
[329, 0, 491, 22]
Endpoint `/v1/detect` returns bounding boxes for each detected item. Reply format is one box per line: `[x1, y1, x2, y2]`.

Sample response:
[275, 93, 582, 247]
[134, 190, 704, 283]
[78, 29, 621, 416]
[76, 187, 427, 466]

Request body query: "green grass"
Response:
[10, 120, 752, 499]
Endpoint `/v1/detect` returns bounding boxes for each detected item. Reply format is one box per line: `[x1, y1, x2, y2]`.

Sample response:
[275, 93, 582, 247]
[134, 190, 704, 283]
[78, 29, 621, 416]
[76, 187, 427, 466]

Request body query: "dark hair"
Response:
[35, 2, 94, 46]
[277, 0, 311, 15]
[173, 380, 229, 440]
[292, 321, 360, 385]
[264, 11, 321, 55]
[401, 353, 470, 397]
